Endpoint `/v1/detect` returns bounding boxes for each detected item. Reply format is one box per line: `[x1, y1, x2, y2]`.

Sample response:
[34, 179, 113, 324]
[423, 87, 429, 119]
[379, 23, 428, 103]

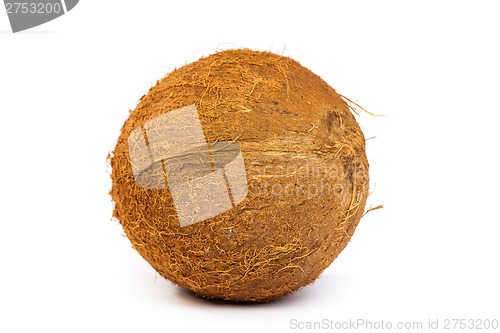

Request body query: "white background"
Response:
[1, 1, 499, 332]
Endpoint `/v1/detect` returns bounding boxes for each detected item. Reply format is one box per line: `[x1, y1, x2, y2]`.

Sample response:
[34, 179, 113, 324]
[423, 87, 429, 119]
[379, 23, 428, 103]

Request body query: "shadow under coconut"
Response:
[172, 270, 345, 309]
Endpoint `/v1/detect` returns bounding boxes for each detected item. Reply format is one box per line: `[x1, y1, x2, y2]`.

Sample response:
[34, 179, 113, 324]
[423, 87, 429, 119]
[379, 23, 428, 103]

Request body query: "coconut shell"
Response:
[110, 49, 369, 302]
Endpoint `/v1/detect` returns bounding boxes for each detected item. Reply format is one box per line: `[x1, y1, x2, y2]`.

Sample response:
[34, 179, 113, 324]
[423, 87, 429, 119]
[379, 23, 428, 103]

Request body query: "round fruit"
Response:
[110, 49, 369, 302]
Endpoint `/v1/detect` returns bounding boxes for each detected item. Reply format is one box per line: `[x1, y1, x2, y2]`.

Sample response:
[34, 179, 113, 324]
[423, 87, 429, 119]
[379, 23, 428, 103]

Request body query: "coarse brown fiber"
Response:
[110, 49, 369, 302]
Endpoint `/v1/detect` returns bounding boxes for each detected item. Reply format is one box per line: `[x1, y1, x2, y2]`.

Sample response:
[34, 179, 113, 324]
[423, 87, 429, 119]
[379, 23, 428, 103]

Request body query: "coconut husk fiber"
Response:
[109, 49, 369, 302]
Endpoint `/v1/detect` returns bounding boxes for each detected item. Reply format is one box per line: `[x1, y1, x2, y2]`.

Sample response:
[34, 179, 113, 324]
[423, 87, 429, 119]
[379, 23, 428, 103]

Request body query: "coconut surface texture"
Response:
[110, 49, 369, 302]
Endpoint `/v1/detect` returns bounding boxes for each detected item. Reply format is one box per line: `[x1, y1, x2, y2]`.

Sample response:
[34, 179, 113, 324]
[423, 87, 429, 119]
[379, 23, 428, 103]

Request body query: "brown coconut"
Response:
[110, 49, 369, 302]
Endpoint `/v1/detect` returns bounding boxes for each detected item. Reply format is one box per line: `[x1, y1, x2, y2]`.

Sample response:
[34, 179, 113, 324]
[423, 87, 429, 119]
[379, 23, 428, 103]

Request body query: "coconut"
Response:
[110, 49, 369, 302]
